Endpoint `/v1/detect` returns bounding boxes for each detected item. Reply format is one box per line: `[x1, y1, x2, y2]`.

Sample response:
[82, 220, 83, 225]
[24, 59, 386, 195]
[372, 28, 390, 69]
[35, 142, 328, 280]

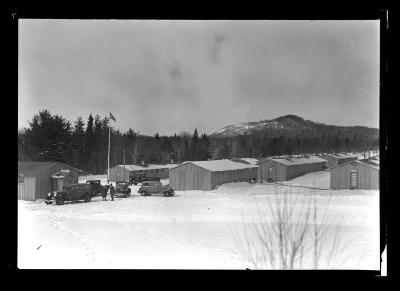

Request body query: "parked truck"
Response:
[85, 179, 104, 196]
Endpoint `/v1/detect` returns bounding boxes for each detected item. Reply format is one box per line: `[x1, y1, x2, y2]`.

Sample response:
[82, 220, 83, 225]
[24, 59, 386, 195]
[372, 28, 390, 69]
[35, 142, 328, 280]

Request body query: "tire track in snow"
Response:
[47, 215, 99, 266]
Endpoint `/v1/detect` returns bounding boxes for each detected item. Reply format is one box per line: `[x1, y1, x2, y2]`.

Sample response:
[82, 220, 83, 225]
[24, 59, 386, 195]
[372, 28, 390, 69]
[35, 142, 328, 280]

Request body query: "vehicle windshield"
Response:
[87, 180, 100, 184]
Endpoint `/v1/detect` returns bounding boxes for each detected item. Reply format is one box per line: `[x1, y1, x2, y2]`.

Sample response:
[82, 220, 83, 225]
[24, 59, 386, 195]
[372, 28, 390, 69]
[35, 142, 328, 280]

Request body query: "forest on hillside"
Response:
[18, 110, 379, 175]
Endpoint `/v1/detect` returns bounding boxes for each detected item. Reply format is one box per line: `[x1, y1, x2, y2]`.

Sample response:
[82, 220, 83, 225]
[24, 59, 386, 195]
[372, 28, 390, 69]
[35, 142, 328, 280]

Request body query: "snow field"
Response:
[18, 171, 380, 269]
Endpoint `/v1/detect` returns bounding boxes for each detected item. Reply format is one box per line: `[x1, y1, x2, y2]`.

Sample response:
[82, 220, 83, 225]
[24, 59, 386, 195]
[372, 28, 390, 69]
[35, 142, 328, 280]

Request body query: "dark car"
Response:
[138, 181, 174, 197]
[45, 183, 93, 205]
[86, 179, 103, 196]
[129, 174, 160, 185]
[115, 181, 131, 198]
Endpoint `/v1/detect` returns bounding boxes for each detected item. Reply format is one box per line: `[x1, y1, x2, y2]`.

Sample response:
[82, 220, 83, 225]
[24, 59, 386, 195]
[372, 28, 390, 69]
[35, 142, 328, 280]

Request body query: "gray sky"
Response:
[18, 20, 380, 135]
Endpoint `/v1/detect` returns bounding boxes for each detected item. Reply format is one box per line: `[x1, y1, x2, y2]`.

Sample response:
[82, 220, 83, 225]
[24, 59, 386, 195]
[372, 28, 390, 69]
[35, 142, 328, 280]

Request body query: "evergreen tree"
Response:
[124, 128, 136, 164]
[217, 141, 231, 159]
[180, 132, 192, 161]
[24, 110, 72, 163]
[93, 115, 103, 173]
[18, 130, 31, 161]
[198, 133, 211, 160]
[71, 117, 86, 170]
[333, 134, 341, 153]
[191, 128, 199, 160]
[85, 114, 95, 173]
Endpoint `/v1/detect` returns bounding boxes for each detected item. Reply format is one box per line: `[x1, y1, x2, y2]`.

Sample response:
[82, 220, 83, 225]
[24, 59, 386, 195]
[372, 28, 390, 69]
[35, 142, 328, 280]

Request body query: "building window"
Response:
[18, 173, 24, 183]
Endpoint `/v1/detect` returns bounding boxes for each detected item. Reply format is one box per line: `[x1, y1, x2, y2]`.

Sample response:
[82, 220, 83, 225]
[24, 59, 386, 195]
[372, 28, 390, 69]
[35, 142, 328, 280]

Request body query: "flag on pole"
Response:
[109, 112, 116, 122]
[107, 112, 115, 183]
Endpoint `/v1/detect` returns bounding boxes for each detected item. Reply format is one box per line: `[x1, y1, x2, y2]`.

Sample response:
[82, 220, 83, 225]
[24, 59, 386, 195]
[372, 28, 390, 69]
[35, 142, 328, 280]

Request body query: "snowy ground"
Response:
[18, 171, 380, 270]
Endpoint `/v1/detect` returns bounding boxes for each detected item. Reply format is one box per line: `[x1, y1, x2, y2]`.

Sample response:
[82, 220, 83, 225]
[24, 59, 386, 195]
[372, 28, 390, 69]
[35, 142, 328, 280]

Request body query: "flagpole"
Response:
[107, 119, 111, 183]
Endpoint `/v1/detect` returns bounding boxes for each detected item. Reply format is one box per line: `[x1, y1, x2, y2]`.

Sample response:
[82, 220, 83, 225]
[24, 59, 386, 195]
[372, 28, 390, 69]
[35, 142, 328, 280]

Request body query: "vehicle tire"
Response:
[140, 190, 147, 196]
[56, 198, 64, 205]
[84, 193, 91, 202]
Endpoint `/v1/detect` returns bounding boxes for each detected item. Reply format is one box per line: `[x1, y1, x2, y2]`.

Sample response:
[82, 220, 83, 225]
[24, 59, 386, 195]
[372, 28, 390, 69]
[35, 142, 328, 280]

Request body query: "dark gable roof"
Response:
[325, 153, 357, 159]
[18, 161, 81, 176]
[259, 156, 327, 166]
[170, 159, 258, 172]
[330, 160, 379, 171]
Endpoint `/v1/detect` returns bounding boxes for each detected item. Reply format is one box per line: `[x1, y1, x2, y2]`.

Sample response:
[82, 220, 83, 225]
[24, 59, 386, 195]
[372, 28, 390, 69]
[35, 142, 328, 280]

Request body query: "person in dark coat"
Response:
[109, 183, 115, 201]
[102, 185, 109, 201]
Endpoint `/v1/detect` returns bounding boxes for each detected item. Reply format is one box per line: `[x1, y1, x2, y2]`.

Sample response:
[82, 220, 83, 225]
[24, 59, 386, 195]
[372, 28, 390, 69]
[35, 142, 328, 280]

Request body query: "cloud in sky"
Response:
[18, 20, 380, 135]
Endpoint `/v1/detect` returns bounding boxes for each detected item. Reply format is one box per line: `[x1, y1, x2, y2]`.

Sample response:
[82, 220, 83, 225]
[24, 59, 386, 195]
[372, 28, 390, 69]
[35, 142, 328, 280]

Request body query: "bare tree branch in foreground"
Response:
[232, 185, 348, 270]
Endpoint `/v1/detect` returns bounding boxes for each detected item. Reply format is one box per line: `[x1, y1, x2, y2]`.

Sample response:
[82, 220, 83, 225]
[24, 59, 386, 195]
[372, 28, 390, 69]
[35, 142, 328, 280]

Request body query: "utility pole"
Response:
[107, 112, 116, 183]
[123, 148, 126, 182]
[107, 123, 111, 183]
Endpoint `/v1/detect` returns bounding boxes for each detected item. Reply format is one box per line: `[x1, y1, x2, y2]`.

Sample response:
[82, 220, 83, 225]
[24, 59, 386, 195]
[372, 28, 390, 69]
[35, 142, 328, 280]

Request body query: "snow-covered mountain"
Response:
[210, 115, 378, 138]
[211, 115, 316, 137]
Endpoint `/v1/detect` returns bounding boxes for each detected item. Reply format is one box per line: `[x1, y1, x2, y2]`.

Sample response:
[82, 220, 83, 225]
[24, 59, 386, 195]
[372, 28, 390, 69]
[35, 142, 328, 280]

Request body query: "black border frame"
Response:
[8, 6, 391, 282]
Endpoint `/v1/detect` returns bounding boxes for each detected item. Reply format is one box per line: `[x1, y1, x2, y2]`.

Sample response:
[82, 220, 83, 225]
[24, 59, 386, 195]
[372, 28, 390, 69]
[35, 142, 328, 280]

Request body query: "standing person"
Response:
[102, 184, 109, 201]
[109, 183, 115, 201]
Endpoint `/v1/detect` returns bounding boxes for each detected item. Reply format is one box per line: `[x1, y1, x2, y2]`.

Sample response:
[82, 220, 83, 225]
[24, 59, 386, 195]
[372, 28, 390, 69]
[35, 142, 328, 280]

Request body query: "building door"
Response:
[57, 178, 64, 191]
[350, 170, 357, 189]
[268, 167, 273, 181]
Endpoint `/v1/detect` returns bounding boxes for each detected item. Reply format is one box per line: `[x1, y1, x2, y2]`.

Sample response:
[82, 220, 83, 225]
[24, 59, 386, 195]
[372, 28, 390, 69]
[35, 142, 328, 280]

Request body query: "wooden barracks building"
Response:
[322, 153, 358, 168]
[18, 161, 80, 201]
[108, 163, 177, 182]
[330, 159, 379, 190]
[257, 156, 327, 182]
[169, 159, 258, 191]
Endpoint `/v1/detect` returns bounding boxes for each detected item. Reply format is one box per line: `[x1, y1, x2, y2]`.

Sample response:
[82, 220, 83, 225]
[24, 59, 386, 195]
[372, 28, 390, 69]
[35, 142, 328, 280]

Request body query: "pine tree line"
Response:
[18, 110, 379, 175]
[18, 110, 212, 174]
[211, 132, 379, 159]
